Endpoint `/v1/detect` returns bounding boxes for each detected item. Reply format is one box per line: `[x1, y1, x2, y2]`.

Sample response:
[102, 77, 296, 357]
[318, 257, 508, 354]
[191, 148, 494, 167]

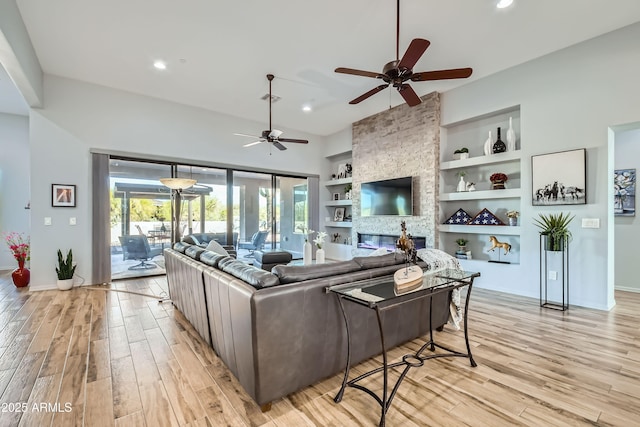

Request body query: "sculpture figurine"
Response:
[394, 221, 421, 293]
[488, 235, 511, 255]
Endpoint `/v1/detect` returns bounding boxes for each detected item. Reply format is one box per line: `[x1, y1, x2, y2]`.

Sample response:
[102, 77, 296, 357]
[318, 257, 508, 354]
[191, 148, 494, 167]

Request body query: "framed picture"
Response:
[337, 163, 347, 179]
[614, 168, 636, 216]
[52, 184, 76, 207]
[333, 193, 340, 201]
[532, 149, 586, 206]
[333, 207, 345, 222]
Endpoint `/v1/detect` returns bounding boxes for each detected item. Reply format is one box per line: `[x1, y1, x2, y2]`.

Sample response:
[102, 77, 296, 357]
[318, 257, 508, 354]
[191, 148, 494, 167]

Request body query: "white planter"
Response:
[316, 248, 325, 264]
[57, 278, 73, 291]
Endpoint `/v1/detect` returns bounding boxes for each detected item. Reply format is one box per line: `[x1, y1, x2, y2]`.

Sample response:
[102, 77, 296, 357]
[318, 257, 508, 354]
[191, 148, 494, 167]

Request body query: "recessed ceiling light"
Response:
[302, 105, 312, 113]
[496, 0, 513, 8]
[153, 60, 167, 70]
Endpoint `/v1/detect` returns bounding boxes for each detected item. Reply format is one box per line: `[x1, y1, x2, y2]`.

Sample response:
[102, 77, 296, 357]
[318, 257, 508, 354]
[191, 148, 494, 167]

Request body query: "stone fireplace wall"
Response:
[351, 91, 440, 248]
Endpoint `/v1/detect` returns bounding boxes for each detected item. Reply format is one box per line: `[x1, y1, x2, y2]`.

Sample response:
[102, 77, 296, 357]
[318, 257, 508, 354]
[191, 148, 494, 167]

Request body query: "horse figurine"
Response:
[488, 236, 511, 255]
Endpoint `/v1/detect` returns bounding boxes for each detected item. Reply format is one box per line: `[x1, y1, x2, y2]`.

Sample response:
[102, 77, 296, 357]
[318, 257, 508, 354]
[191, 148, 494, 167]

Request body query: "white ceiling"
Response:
[6, 0, 640, 135]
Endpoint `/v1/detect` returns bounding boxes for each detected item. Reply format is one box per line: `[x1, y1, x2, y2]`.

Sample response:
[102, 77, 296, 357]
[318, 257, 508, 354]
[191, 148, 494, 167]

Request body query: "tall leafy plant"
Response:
[533, 212, 574, 251]
[56, 249, 77, 280]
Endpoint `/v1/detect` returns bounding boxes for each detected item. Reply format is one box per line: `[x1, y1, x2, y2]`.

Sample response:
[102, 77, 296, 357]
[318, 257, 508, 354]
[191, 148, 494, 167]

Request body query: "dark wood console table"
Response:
[326, 268, 480, 427]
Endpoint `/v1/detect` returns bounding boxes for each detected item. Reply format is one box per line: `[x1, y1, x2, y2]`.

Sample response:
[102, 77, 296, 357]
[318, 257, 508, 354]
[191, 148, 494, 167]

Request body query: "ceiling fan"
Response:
[335, 0, 473, 107]
[234, 74, 309, 151]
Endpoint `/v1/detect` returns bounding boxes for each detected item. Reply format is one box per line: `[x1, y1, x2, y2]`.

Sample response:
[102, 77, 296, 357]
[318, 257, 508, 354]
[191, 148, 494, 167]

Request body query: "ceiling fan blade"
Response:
[335, 67, 386, 79]
[411, 67, 473, 82]
[272, 141, 287, 151]
[349, 84, 389, 104]
[234, 132, 262, 139]
[278, 138, 309, 144]
[243, 140, 265, 147]
[398, 84, 421, 107]
[398, 38, 430, 70]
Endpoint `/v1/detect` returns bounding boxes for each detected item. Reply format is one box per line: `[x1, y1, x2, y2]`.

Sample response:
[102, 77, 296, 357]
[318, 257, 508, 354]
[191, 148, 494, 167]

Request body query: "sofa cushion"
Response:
[200, 251, 230, 268]
[353, 252, 404, 269]
[219, 258, 280, 289]
[185, 246, 206, 261]
[205, 240, 230, 257]
[173, 241, 192, 253]
[272, 260, 361, 284]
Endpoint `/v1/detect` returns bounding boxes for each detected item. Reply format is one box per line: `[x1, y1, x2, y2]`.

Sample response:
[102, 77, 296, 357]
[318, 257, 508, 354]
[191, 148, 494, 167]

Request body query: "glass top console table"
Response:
[326, 268, 480, 427]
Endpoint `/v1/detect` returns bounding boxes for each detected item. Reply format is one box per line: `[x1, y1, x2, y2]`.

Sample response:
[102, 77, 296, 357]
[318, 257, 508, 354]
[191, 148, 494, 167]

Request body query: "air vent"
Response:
[261, 94, 281, 103]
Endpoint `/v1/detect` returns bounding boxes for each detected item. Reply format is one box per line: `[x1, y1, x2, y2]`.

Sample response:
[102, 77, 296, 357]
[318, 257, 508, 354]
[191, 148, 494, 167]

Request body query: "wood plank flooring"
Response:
[0, 269, 639, 426]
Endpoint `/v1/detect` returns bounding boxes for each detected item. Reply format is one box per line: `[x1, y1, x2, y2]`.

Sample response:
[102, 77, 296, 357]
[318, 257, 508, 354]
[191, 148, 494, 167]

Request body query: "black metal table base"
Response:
[334, 279, 476, 427]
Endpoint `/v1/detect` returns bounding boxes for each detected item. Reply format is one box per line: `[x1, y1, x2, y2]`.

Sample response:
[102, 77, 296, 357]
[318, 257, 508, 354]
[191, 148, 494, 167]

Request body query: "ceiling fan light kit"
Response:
[234, 74, 309, 151]
[335, 0, 473, 107]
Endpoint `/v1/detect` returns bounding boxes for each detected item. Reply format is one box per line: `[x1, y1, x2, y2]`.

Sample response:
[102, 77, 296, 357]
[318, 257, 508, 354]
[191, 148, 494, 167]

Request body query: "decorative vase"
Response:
[457, 176, 467, 192]
[459, 152, 469, 160]
[316, 248, 325, 264]
[11, 260, 30, 288]
[493, 127, 506, 154]
[484, 131, 492, 156]
[303, 241, 312, 265]
[57, 278, 73, 291]
[506, 117, 516, 151]
[491, 180, 506, 190]
[508, 217, 518, 226]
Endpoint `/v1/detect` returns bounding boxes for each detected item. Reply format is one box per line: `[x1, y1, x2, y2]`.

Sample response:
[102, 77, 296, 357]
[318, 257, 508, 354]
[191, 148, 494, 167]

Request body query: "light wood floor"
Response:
[1, 271, 639, 426]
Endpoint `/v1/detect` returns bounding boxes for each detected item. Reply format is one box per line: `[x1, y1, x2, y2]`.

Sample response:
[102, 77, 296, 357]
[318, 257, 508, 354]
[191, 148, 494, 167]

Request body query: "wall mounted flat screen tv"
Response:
[361, 176, 413, 216]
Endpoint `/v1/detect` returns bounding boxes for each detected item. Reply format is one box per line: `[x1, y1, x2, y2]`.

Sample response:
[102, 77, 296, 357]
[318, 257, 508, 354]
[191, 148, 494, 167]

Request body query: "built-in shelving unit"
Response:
[322, 152, 354, 260]
[439, 106, 522, 265]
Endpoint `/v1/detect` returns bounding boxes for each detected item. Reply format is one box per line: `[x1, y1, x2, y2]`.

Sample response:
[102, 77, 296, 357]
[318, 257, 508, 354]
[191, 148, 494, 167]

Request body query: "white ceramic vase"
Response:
[457, 176, 467, 192]
[506, 117, 516, 152]
[303, 241, 312, 265]
[483, 131, 492, 156]
[316, 248, 325, 264]
[57, 278, 73, 291]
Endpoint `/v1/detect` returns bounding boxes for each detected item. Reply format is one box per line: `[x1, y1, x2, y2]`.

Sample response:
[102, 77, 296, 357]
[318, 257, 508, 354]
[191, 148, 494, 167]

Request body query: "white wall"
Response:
[0, 113, 30, 269]
[28, 75, 326, 289]
[439, 23, 640, 310]
[614, 127, 640, 291]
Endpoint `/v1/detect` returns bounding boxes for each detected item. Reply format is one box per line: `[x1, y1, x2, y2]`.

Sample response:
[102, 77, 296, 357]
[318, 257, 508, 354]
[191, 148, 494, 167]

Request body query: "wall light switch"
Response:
[548, 271, 558, 280]
[581, 218, 600, 228]
[69, 217, 77, 226]
[44, 217, 52, 226]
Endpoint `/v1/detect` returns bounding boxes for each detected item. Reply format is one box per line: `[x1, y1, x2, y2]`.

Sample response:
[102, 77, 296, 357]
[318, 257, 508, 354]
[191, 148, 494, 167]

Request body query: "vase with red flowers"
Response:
[3, 232, 30, 287]
[490, 173, 508, 190]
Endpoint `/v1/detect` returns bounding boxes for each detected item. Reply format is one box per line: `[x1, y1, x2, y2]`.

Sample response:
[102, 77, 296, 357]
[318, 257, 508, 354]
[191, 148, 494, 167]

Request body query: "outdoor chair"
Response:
[119, 235, 163, 270]
[237, 230, 269, 257]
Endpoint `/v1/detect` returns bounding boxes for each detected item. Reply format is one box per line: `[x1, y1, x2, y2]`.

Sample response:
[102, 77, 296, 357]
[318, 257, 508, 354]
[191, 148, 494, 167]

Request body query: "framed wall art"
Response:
[532, 149, 586, 206]
[614, 168, 636, 216]
[333, 207, 345, 222]
[52, 184, 76, 207]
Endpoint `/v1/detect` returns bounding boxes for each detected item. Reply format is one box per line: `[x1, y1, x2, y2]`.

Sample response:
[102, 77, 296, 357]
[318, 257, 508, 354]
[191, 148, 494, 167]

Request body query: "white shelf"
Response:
[440, 225, 521, 235]
[326, 221, 353, 228]
[323, 177, 352, 187]
[440, 188, 521, 201]
[441, 150, 521, 171]
[324, 200, 353, 207]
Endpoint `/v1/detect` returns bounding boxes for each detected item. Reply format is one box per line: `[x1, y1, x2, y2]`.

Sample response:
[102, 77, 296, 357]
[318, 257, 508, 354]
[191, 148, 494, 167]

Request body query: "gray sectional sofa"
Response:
[164, 242, 452, 409]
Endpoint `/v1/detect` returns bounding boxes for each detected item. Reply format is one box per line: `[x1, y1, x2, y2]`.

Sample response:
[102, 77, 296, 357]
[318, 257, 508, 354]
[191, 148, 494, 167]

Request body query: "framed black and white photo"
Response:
[333, 207, 345, 222]
[614, 168, 636, 216]
[52, 184, 76, 207]
[532, 149, 586, 206]
[332, 193, 340, 201]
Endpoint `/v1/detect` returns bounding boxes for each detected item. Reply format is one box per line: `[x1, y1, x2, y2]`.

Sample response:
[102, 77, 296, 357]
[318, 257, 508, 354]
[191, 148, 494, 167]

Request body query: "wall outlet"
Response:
[44, 217, 52, 226]
[69, 217, 77, 226]
[548, 271, 558, 280]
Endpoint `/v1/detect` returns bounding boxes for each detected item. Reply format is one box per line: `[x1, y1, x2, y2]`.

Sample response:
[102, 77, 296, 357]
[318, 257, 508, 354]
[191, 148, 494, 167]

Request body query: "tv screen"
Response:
[361, 177, 413, 216]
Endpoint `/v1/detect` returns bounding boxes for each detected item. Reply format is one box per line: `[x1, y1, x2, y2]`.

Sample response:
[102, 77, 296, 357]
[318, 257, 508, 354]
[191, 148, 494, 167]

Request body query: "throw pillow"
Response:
[368, 247, 389, 257]
[205, 240, 230, 257]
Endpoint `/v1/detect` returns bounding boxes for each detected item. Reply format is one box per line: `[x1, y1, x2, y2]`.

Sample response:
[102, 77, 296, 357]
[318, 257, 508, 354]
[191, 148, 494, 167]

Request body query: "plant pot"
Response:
[491, 180, 506, 190]
[543, 235, 565, 252]
[316, 248, 325, 264]
[303, 241, 312, 265]
[508, 217, 518, 226]
[57, 278, 73, 291]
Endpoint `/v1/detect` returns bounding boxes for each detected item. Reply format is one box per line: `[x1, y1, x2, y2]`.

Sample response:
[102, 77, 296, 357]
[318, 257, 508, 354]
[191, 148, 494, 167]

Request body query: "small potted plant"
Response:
[533, 212, 574, 251]
[506, 210, 519, 226]
[56, 249, 77, 290]
[453, 147, 469, 160]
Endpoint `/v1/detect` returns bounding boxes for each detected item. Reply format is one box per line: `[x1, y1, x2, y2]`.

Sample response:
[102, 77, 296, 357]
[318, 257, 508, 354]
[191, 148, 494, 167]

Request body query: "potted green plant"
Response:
[56, 249, 77, 290]
[533, 212, 574, 251]
[453, 147, 469, 160]
[455, 238, 469, 254]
